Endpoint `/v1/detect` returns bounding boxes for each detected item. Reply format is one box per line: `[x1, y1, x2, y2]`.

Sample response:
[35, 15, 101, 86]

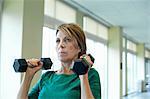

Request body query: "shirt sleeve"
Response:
[28, 71, 53, 99]
[88, 68, 101, 99]
[28, 80, 40, 99]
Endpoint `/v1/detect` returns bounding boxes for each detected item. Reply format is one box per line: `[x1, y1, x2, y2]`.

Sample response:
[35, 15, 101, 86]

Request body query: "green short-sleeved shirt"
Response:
[28, 68, 101, 99]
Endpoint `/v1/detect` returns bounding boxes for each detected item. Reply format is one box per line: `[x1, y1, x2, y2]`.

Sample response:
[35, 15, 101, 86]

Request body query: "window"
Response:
[122, 38, 138, 95]
[86, 39, 107, 99]
[42, 27, 61, 72]
[83, 16, 108, 99]
[145, 59, 150, 88]
[56, 1, 76, 23]
[97, 24, 108, 40]
[127, 53, 137, 94]
[83, 16, 108, 40]
[122, 51, 126, 96]
[145, 50, 150, 58]
[83, 17, 97, 35]
[127, 40, 136, 52]
[44, 0, 76, 23]
[44, 0, 55, 17]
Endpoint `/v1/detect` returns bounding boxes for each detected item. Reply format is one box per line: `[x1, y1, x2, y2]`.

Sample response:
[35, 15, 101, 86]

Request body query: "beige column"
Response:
[108, 26, 123, 99]
[76, 10, 84, 28]
[136, 44, 145, 80]
[21, 0, 44, 89]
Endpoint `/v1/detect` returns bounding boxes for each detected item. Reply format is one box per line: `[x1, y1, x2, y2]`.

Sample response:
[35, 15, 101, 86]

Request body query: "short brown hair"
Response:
[56, 23, 87, 57]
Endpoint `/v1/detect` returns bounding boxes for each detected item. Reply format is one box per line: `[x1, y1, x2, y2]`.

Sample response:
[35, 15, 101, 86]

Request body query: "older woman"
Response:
[17, 23, 101, 99]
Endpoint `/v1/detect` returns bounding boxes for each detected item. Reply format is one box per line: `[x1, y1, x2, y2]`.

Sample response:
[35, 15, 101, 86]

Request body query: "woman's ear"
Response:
[78, 48, 81, 53]
[77, 49, 82, 58]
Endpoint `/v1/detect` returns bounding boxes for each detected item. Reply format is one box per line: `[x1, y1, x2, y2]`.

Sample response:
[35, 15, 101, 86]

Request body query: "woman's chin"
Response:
[59, 57, 67, 62]
[59, 58, 72, 63]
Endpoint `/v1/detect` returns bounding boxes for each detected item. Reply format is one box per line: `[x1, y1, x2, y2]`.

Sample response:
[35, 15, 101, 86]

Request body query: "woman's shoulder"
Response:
[89, 68, 99, 74]
[88, 68, 100, 79]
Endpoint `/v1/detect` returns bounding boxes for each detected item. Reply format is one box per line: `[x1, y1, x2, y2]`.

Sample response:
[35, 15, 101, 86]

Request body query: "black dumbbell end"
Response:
[73, 59, 89, 75]
[13, 59, 28, 72]
[41, 58, 53, 70]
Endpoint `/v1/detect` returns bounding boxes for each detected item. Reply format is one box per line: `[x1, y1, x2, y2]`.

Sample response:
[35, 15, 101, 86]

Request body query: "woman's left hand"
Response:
[80, 54, 94, 67]
[79, 55, 95, 99]
[78, 54, 94, 77]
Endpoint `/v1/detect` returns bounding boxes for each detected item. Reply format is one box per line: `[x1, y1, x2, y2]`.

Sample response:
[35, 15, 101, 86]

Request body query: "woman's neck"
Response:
[57, 62, 74, 74]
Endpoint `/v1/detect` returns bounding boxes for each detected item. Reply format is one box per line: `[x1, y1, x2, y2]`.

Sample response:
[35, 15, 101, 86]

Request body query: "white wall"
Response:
[0, 0, 3, 98]
[0, 0, 24, 98]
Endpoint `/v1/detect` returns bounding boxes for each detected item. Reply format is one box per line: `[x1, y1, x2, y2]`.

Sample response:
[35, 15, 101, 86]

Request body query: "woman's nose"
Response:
[58, 41, 65, 48]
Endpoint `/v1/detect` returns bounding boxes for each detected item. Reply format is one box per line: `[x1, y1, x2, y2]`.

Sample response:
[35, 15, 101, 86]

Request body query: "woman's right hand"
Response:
[26, 58, 43, 76]
[17, 58, 43, 99]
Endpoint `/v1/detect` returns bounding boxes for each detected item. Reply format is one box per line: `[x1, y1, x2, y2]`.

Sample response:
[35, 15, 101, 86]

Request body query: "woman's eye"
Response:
[64, 38, 71, 42]
[56, 39, 60, 43]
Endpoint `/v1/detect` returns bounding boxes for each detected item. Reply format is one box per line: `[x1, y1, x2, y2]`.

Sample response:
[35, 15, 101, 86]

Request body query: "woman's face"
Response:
[56, 30, 80, 63]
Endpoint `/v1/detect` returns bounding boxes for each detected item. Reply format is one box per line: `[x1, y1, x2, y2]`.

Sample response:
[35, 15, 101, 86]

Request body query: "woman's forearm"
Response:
[79, 74, 94, 99]
[17, 73, 34, 99]
[17, 59, 42, 99]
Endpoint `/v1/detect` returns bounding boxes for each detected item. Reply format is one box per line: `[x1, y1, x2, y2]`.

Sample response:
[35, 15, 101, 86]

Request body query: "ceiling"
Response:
[65, 0, 150, 49]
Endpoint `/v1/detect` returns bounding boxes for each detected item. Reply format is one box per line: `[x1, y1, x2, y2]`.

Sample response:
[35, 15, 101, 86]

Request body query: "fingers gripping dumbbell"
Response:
[13, 58, 53, 72]
[72, 54, 95, 75]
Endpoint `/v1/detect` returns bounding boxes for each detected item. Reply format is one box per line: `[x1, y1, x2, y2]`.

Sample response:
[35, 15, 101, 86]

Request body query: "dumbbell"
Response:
[13, 58, 53, 72]
[72, 54, 95, 75]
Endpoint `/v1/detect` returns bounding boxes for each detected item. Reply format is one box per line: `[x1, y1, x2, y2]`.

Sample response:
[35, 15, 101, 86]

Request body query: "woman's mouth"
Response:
[59, 52, 67, 56]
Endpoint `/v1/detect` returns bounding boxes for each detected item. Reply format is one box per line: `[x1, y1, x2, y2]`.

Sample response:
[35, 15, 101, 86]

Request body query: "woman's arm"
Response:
[79, 55, 95, 99]
[17, 72, 34, 99]
[17, 59, 42, 99]
[79, 74, 95, 99]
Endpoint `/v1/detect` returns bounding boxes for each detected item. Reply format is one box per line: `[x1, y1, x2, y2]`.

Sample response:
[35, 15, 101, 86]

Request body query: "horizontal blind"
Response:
[44, 0, 55, 17]
[127, 40, 136, 52]
[56, 1, 76, 23]
[145, 50, 150, 58]
[84, 16, 108, 40]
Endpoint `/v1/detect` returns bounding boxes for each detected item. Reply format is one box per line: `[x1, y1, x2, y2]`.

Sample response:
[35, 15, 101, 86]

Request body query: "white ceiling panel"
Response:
[65, 0, 150, 49]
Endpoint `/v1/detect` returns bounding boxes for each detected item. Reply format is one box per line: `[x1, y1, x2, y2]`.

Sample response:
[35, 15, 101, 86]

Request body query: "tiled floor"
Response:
[123, 92, 150, 99]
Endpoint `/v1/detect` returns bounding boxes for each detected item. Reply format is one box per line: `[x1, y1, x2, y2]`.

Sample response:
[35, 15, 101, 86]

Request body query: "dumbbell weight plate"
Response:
[73, 59, 89, 75]
[41, 58, 53, 70]
[13, 59, 28, 72]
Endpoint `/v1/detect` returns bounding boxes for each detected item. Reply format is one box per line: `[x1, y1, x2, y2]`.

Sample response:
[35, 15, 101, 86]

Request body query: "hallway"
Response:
[123, 92, 150, 99]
